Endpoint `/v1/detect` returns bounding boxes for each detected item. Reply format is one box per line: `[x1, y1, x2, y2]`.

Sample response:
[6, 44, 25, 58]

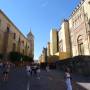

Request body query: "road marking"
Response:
[27, 80, 30, 90]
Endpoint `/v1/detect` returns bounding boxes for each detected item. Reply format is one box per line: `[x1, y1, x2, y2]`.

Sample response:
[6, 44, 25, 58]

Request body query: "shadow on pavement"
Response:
[72, 74, 90, 90]
[72, 81, 89, 90]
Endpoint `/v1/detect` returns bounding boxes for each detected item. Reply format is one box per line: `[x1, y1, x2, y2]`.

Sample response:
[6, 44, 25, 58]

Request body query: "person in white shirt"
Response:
[26, 65, 31, 76]
[65, 67, 72, 90]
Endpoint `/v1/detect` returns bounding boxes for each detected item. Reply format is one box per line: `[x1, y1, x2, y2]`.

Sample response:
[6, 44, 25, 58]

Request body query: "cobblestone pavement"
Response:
[0, 67, 90, 90]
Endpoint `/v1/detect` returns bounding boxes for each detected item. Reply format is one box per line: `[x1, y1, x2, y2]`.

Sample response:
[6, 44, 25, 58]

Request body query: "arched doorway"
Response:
[77, 35, 84, 55]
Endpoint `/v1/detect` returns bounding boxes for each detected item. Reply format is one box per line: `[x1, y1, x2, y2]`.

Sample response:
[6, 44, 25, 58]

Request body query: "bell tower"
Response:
[27, 29, 34, 58]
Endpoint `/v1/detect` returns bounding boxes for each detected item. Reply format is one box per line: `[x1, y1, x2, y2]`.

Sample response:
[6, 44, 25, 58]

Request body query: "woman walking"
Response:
[65, 67, 72, 90]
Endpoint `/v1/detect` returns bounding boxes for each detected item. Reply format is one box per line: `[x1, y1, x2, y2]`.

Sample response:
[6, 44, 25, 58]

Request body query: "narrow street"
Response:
[0, 67, 90, 90]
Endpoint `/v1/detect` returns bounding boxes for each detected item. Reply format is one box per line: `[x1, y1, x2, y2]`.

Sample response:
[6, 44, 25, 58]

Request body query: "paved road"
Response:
[0, 67, 90, 90]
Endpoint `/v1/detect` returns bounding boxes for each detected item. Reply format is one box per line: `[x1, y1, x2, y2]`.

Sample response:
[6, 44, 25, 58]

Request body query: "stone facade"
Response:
[50, 29, 58, 55]
[0, 10, 34, 58]
[27, 30, 34, 58]
[58, 19, 71, 60]
[39, 47, 47, 63]
[69, 0, 90, 56]
[39, 0, 90, 63]
[47, 42, 50, 56]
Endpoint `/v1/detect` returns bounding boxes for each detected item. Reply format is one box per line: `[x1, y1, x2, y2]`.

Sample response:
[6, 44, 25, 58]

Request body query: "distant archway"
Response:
[77, 35, 84, 55]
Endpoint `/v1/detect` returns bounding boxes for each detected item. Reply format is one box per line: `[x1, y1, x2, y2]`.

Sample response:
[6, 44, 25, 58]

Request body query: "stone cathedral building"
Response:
[0, 10, 34, 59]
[40, 0, 90, 63]
[69, 0, 90, 57]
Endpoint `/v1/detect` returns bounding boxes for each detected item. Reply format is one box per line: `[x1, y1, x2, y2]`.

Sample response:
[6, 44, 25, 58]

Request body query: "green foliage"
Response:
[9, 52, 33, 62]
[0, 53, 3, 59]
[22, 55, 33, 62]
[9, 52, 22, 62]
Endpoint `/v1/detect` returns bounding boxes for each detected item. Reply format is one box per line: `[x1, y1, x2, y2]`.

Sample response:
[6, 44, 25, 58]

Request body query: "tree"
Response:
[0, 53, 3, 59]
[9, 52, 22, 62]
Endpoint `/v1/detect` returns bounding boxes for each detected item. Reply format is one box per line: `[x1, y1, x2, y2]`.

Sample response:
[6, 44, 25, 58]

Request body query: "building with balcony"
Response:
[0, 10, 34, 59]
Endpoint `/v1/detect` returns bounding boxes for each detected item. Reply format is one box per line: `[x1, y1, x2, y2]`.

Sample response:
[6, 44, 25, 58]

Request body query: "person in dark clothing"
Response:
[3, 62, 10, 81]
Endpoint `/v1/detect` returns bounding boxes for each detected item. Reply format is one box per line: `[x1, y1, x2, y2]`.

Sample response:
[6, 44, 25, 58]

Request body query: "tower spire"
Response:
[27, 28, 34, 58]
[27, 28, 34, 38]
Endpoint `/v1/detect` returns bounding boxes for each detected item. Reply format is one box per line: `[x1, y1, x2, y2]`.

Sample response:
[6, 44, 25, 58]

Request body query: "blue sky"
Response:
[0, 0, 80, 60]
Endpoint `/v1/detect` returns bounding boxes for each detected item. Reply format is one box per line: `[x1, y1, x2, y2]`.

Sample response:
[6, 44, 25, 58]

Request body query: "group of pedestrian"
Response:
[0, 60, 73, 90]
[0, 61, 10, 81]
[26, 64, 41, 79]
[3, 62, 10, 81]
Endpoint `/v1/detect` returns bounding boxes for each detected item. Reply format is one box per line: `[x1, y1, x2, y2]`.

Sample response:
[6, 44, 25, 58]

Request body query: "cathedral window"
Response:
[13, 33, 16, 39]
[7, 26, 10, 32]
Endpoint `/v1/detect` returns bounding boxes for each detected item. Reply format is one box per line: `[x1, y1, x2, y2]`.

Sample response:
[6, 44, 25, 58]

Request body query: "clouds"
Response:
[39, 0, 48, 7]
[41, 1, 48, 7]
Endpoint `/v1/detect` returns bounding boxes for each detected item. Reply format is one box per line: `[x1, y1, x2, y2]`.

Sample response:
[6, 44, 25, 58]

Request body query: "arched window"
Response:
[77, 35, 84, 55]
[13, 33, 16, 39]
[7, 24, 10, 33]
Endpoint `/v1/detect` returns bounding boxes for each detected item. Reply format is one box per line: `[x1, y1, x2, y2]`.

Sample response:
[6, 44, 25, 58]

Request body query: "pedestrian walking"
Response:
[3, 61, 10, 81]
[26, 65, 31, 76]
[65, 67, 72, 90]
[31, 65, 37, 76]
[36, 66, 41, 79]
[46, 65, 50, 72]
[0, 61, 3, 80]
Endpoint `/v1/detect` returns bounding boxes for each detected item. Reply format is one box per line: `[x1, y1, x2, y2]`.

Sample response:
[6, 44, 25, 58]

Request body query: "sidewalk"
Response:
[54, 69, 90, 90]
[72, 73, 90, 90]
